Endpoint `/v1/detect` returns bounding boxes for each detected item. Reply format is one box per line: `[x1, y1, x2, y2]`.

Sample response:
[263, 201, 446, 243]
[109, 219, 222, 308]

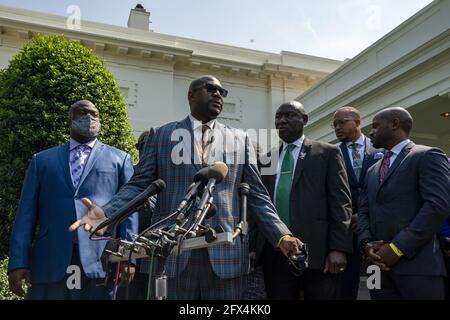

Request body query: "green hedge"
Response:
[0, 258, 21, 300]
[0, 34, 137, 264]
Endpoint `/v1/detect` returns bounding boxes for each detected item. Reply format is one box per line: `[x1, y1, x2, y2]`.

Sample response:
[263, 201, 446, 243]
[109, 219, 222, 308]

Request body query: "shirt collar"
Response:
[389, 139, 411, 156]
[346, 134, 365, 148]
[69, 138, 97, 151]
[189, 114, 216, 131]
[282, 134, 305, 151]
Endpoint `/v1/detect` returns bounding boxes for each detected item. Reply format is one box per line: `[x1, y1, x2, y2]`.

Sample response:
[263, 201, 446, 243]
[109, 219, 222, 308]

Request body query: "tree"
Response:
[0, 34, 137, 260]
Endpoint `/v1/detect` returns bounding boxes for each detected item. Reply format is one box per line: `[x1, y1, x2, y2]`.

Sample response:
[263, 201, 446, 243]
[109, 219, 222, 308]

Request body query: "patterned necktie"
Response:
[275, 144, 296, 226]
[379, 151, 393, 184]
[349, 143, 363, 180]
[201, 124, 212, 167]
[70, 144, 91, 187]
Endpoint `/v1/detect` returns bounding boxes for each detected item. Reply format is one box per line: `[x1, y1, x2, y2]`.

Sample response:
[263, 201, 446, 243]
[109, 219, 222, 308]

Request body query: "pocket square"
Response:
[374, 152, 384, 160]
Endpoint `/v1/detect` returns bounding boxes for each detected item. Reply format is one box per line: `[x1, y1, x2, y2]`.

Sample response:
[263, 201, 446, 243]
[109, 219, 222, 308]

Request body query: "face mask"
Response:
[71, 115, 101, 140]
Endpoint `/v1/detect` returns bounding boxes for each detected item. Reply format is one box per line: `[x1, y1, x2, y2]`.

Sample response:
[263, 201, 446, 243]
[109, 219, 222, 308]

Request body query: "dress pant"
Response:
[261, 244, 339, 300]
[166, 248, 245, 300]
[369, 271, 445, 300]
[27, 244, 111, 300]
[337, 236, 362, 300]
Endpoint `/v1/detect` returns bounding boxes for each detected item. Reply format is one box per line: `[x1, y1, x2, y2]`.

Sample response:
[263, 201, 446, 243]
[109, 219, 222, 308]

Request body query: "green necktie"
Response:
[275, 144, 296, 226]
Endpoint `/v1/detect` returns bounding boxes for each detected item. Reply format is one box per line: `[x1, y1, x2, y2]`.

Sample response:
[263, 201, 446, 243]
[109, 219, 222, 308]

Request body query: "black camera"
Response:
[288, 243, 309, 275]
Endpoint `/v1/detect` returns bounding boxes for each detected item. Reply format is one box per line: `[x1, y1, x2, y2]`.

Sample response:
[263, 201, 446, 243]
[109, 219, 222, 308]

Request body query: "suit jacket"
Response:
[8, 141, 137, 284]
[358, 142, 450, 276]
[102, 116, 290, 279]
[257, 138, 353, 270]
[339, 136, 383, 212]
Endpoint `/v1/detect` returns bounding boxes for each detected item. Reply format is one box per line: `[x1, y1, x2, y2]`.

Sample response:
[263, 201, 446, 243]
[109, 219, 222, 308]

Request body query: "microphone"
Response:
[205, 161, 228, 184]
[191, 162, 228, 230]
[93, 179, 166, 234]
[204, 203, 217, 220]
[175, 167, 210, 217]
[233, 183, 250, 238]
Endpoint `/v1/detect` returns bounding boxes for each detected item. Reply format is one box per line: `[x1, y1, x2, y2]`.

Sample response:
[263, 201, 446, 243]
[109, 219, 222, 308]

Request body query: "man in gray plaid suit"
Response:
[70, 75, 302, 299]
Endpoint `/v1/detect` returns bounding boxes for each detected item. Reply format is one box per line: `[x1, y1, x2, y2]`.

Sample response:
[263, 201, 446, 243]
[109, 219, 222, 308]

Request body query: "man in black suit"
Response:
[333, 106, 383, 300]
[256, 101, 353, 300]
[358, 107, 450, 300]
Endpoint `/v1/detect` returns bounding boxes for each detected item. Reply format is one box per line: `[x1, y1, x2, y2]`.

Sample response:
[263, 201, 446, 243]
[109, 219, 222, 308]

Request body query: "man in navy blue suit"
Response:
[8, 100, 137, 299]
[358, 107, 449, 300]
[332, 106, 383, 300]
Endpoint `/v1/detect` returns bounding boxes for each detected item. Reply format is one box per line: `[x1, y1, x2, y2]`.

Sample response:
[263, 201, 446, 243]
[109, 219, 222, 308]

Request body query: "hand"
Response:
[279, 236, 303, 258]
[8, 268, 31, 297]
[68, 198, 107, 234]
[376, 244, 401, 269]
[118, 264, 136, 287]
[364, 240, 388, 271]
[350, 214, 358, 233]
[324, 251, 347, 274]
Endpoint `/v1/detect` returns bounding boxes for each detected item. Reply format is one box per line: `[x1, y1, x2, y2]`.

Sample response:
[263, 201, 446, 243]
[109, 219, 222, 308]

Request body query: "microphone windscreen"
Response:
[207, 161, 228, 183]
[239, 183, 250, 195]
[153, 179, 166, 192]
[204, 203, 217, 220]
[194, 167, 210, 182]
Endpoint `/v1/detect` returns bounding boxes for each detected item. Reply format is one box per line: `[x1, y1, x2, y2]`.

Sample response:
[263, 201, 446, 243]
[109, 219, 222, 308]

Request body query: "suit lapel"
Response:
[77, 141, 104, 189]
[58, 142, 76, 193]
[291, 138, 311, 188]
[212, 121, 228, 164]
[264, 147, 282, 201]
[340, 142, 358, 185]
[369, 160, 381, 201]
[178, 116, 202, 172]
[376, 142, 414, 193]
[266, 172, 277, 201]
[360, 136, 373, 184]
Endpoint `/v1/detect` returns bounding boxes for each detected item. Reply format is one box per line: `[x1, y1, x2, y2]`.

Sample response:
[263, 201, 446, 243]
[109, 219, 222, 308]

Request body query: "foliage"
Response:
[0, 35, 137, 259]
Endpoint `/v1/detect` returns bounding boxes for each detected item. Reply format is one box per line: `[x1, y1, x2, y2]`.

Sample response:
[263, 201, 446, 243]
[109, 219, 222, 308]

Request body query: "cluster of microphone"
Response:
[96, 160, 258, 282]
[93, 161, 229, 239]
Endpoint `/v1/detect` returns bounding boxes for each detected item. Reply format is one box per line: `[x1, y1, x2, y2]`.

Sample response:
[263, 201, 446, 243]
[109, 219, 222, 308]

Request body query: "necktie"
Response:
[70, 144, 90, 187]
[379, 151, 393, 184]
[275, 144, 296, 226]
[349, 143, 363, 180]
[201, 124, 212, 167]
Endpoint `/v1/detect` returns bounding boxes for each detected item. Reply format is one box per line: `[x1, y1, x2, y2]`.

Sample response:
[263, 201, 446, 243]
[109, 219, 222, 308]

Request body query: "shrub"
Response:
[0, 34, 137, 261]
[0, 258, 22, 300]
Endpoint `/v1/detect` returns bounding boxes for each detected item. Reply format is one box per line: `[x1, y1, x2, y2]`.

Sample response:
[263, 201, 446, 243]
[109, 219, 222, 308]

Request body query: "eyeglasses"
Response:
[331, 118, 354, 129]
[195, 83, 228, 98]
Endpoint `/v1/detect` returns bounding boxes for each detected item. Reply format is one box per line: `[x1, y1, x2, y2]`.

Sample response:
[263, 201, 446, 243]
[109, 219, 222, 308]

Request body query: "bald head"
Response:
[69, 99, 100, 143]
[277, 101, 307, 116]
[333, 106, 362, 142]
[275, 101, 308, 143]
[187, 75, 226, 123]
[370, 107, 413, 149]
[334, 106, 360, 120]
[69, 100, 98, 120]
[188, 75, 219, 93]
[375, 107, 413, 134]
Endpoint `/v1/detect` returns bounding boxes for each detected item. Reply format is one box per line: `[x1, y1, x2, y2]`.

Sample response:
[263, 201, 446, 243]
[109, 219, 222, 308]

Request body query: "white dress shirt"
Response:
[386, 139, 411, 167]
[274, 134, 305, 201]
[345, 134, 366, 167]
[189, 114, 216, 164]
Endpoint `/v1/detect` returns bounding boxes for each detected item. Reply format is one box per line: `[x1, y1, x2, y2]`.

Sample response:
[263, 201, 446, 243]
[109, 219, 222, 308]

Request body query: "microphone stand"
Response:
[99, 202, 148, 300]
